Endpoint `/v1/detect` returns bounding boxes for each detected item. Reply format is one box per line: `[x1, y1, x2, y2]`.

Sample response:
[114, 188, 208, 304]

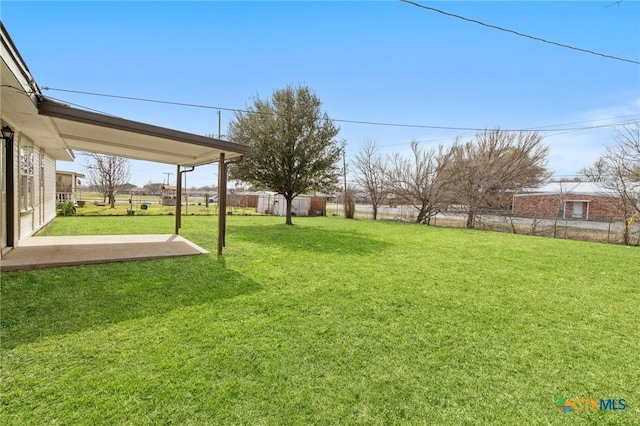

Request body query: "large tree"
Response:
[449, 128, 550, 229]
[581, 121, 640, 244]
[353, 139, 388, 220]
[85, 153, 131, 208]
[386, 140, 454, 224]
[143, 181, 164, 196]
[228, 85, 343, 225]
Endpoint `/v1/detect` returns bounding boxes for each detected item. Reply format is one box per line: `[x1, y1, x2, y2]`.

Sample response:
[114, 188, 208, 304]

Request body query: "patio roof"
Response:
[38, 97, 250, 166]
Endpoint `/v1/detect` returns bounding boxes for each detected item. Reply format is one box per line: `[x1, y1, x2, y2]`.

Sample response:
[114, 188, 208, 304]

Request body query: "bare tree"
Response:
[552, 181, 575, 239]
[353, 139, 388, 220]
[581, 122, 640, 244]
[85, 153, 131, 208]
[386, 140, 454, 224]
[143, 181, 164, 196]
[343, 188, 356, 219]
[449, 128, 550, 229]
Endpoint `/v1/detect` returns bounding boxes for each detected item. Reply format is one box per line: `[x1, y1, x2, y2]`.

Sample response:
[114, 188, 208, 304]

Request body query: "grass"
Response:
[71, 200, 254, 217]
[1, 215, 639, 425]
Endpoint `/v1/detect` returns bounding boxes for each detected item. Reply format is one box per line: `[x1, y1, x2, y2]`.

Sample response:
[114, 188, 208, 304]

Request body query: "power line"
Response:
[42, 87, 241, 112]
[1, 85, 122, 117]
[399, 0, 640, 66]
[378, 135, 459, 148]
[332, 117, 638, 132]
[45, 95, 122, 117]
[41, 86, 639, 133]
[523, 113, 640, 130]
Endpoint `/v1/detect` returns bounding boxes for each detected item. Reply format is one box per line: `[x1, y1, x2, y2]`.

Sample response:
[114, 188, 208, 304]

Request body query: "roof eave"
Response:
[38, 97, 251, 158]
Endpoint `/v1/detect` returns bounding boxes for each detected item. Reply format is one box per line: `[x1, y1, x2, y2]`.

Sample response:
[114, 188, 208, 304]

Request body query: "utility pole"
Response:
[218, 110, 221, 139]
[163, 172, 173, 186]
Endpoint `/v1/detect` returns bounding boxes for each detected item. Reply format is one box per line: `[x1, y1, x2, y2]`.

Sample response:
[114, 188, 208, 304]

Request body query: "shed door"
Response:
[572, 202, 583, 219]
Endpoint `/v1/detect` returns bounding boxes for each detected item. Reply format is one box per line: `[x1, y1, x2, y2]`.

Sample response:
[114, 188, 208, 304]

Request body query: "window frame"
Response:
[19, 136, 35, 212]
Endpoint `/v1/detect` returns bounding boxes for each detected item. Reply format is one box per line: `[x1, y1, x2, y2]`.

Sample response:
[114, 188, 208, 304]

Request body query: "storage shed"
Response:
[256, 191, 327, 216]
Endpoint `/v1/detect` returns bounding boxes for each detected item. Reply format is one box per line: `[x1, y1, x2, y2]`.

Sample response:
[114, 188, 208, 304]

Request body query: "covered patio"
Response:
[1, 96, 249, 271]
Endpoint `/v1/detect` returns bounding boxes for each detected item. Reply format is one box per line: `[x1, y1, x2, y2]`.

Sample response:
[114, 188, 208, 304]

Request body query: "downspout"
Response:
[217, 154, 225, 256]
[175, 165, 195, 234]
[217, 155, 244, 256]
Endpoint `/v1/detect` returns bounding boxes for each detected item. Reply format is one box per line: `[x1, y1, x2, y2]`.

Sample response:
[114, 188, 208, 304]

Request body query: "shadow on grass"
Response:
[0, 256, 260, 349]
[230, 223, 391, 255]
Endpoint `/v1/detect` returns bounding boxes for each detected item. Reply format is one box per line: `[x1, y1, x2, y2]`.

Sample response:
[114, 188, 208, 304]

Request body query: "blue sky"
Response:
[2, 1, 639, 188]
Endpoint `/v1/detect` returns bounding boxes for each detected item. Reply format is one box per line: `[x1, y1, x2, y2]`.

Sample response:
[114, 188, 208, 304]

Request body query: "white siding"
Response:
[256, 192, 311, 216]
[16, 135, 58, 245]
[42, 154, 57, 225]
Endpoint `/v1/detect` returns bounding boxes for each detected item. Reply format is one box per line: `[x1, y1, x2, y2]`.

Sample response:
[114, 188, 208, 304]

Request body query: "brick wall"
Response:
[513, 194, 629, 221]
[512, 194, 562, 218]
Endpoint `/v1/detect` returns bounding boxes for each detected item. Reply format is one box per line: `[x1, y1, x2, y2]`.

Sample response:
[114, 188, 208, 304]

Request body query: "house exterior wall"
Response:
[43, 155, 57, 224]
[512, 194, 562, 218]
[2, 22, 72, 253]
[15, 132, 57, 244]
[513, 193, 627, 221]
[55, 171, 83, 203]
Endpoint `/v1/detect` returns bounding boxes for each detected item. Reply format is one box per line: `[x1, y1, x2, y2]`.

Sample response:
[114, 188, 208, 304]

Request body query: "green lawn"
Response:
[1, 216, 638, 425]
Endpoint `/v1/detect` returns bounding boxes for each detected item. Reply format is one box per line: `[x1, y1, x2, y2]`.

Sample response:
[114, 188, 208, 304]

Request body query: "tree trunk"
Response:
[466, 210, 475, 229]
[508, 213, 517, 234]
[285, 195, 293, 225]
[372, 204, 378, 220]
[623, 220, 630, 245]
[109, 193, 116, 209]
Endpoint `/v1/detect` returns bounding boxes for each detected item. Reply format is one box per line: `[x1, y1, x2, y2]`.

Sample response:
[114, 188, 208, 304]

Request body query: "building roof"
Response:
[38, 97, 250, 166]
[515, 181, 615, 197]
[56, 170, 86, 178]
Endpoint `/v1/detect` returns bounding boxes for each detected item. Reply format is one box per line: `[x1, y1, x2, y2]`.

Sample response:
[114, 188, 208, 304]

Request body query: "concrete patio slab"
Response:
[0, 234, 209, 271]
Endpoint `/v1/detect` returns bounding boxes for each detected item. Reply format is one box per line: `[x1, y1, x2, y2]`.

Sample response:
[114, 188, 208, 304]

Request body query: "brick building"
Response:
[512, 182, 632, 222]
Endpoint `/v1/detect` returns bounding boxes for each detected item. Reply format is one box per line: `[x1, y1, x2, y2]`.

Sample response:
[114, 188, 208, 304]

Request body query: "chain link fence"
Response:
[330, 203, 640, 246]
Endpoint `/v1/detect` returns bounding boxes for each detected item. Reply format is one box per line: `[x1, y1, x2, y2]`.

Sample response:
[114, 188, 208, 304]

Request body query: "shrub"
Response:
[56, 201, 76, 216]
[343, 189, 356, 219]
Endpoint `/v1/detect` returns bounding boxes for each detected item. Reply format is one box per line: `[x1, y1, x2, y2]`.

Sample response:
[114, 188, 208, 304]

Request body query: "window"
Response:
[40, 149, 45, 188]
[39, 149, 45, 208]
[19, 137, 34, 211]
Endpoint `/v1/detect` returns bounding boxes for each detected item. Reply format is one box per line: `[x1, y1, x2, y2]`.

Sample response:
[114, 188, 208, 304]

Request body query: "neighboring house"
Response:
[56, 170, 85, 203]
[120, 183, 139, 192]
[512, 182, 628, 221]
[1, 22, 249, 258]
[161, 185, 177, 206]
